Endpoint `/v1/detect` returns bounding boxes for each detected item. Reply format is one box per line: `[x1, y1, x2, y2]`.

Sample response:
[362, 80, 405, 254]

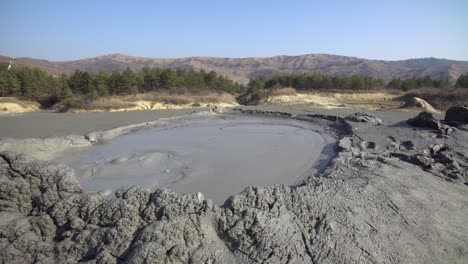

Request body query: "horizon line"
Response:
[2, 53, 468, 63]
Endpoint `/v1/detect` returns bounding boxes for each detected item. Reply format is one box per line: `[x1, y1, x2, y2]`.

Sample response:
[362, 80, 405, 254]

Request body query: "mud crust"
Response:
[1, 108, 467, 264]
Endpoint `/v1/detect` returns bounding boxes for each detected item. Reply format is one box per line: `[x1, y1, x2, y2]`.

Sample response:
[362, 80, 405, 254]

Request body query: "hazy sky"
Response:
[1, 0, 467, 61]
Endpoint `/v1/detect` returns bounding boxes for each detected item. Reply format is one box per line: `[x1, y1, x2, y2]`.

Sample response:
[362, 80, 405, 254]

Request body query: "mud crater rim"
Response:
[57, 114, 338, 204]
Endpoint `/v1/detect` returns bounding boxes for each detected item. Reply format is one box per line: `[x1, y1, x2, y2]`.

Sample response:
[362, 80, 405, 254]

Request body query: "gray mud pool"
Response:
[58, 116, 336, 204]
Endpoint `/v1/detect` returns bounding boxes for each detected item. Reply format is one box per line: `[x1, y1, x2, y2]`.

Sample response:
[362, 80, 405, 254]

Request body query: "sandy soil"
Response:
[67, 92, 239, 112]
[266, 91, 440, 113]
[72, 101, 238, 113]
[0, 91, 439, 115]
[0, 97, 40, 113]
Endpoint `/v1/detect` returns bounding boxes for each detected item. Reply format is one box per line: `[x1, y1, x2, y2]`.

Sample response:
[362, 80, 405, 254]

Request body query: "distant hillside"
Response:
[1, 54, 468, 84]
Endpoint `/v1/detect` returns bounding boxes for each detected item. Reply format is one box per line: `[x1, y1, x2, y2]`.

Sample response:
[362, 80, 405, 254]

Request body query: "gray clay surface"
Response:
[0, 107, 467, 264]
[57, 116, 335, 204]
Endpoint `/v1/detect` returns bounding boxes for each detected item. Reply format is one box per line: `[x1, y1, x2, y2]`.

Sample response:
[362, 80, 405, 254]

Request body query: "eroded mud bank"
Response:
[1, 108, 467, 264]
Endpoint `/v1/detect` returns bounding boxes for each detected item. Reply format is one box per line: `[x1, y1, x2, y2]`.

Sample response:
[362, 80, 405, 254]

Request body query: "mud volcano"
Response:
[2, 109, 467, 264]
[58, 116, 335, 204]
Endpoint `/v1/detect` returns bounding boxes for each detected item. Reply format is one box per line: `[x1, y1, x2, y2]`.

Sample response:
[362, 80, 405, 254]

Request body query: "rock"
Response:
[407, 112, 439, 129]
[430, 144, 445, 154]
[337, 137, 353, 151]
[392, 145, 467, 183]
[345, 112, 382, 123]
[445, 106, 468, 124]
[407, 111, 452, 134]
[400, 140, 415, 151]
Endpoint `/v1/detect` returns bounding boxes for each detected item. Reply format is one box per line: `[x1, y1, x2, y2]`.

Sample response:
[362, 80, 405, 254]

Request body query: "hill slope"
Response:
[1, 54, 468, 84]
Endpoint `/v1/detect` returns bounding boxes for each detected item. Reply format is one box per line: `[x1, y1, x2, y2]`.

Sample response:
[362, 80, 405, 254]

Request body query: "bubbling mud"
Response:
[58, 116, 336, 204]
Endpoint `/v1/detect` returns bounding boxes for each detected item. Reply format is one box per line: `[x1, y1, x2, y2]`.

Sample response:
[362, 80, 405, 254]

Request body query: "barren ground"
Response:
[265, 89, 444, 113]
[0, 106, 467, 263]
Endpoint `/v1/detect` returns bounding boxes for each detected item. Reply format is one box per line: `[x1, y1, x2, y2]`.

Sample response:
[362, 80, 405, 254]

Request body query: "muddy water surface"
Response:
[58, 116, 336, 204]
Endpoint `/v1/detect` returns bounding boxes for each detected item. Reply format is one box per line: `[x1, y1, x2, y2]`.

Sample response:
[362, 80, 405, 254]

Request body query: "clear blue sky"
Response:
[1, 0, 467, 61]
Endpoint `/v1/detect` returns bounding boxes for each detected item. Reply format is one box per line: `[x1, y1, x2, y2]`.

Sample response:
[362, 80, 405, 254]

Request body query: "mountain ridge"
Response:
[1, 53, 468, 84]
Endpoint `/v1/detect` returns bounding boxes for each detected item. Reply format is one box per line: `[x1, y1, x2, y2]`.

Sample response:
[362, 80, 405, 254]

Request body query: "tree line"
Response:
[249, 73, 386, 91]
[247, 72, 468, 92]
[1, 62, 467, 108]
[0, 63, 244, 107]
[387, 76, 450, 91]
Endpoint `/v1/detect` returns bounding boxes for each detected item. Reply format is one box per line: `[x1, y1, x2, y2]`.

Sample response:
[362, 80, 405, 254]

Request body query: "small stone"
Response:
[197, 192, 204, 201]
[430, 144, 444, 154]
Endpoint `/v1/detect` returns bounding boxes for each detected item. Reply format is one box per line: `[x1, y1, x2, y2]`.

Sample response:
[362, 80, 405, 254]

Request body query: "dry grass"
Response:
[71, 91, 237, 111]
[267, 87, 297, 96]
[85, 98, 133, 111]
[119, 91, 236, 104]
[0, 97, 35, 104]
[266, 87, 467, 110]
[0, 97, 40, 113]
[296, 88, 403, 95]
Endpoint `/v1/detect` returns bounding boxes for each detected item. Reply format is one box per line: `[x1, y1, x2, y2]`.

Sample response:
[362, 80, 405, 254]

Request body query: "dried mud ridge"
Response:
[1, 109, 468, 263]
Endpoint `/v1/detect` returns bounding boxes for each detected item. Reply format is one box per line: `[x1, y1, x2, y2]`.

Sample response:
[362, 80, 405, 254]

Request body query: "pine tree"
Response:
[92, 72, 110, 96]
[455, 74, 468, 88]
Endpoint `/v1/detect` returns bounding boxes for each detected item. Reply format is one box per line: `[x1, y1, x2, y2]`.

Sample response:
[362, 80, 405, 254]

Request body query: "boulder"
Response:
[445, 106, 468, 124]
[407, 111, 452, 134]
